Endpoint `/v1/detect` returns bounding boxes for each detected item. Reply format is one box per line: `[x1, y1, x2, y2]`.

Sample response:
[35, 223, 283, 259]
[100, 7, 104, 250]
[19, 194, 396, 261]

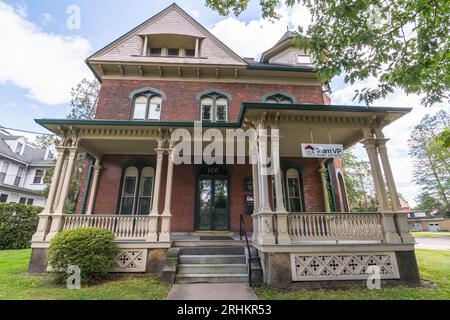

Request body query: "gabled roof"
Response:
[0, 132, 54, 166]
[87, 3, 246, 67]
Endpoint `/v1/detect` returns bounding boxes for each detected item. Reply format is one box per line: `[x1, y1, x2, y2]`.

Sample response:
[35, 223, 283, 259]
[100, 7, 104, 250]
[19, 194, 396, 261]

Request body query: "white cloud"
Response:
[0, 1, 93, 105]
[190, 9, 200, 19]
[41, 12, 53, 26]
[209, 3, 311, 59]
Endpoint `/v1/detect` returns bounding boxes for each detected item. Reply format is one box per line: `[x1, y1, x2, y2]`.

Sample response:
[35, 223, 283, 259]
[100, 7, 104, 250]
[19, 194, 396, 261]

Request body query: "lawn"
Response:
[412, 231, 450, 238]
[0, 249, 170, 300]
[255, 250, 450, 300]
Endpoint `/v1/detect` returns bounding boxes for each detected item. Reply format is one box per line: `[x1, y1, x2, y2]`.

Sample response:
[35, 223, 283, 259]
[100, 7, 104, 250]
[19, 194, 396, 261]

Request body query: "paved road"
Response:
[415, 237, 450, 250]
[167, 283, 259, 300]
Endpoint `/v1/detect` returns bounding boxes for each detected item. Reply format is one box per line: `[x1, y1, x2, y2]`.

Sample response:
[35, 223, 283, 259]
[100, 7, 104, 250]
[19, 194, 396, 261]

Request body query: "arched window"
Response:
[119, 162, 155, 215]
[130, 88, 166, 121]
[270, 167, 304, 213]
[263, 93, 295, 104]
[199, 92, 229, 122]
[337, 171, 349, 212]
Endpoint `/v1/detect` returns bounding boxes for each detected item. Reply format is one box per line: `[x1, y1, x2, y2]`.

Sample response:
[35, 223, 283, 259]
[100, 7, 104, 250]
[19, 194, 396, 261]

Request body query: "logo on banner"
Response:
[301, 144, 344, 158]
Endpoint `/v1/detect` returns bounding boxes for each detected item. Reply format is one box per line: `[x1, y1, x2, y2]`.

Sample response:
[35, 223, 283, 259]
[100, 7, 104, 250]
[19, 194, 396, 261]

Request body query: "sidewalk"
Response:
[166, 283, 259, 300]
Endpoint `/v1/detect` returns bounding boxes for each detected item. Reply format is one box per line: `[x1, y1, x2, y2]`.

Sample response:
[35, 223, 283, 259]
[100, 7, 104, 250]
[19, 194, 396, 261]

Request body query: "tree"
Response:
[205, 0, 450, 106]
[67, 78, 100, 120]
[409, 110, 450, 211]
[342, 148, 377, 212]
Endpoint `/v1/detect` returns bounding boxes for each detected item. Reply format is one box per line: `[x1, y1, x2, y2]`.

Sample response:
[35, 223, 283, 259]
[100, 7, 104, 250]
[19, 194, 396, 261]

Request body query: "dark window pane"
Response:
[202, 105, 212, 121]
[186, 48, 195, 57]
[19, 197, 27, 204]
[168, 48, 179, 56]
[137, 198, 151, 215]
[288, 178, 300, 197]
[27, 199, 34, 205]
[149, 48, 162, 55]
[124, 177, 136, 196]
[121, 197, 134, 215]
[289, 198, 302, 212]
[140, 177, 153, 196]
[33, 170, 43, 184]
[0, 194, 7, 203]
[0, 173, 5, 184]
[216, 105, 227, 121]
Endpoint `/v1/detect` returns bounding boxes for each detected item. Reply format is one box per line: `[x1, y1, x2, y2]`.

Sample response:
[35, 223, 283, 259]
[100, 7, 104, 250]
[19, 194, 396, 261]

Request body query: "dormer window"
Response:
[15, 143, 23, 154]
[142, 34, 201, 58]
[186, 49, 195, 57]
[130, 88, 166, 121]
[199, 91, 230, 122]
[168, 48, 180, 56]
[149, 48, 162, 56]
[264, 93, 295, 104]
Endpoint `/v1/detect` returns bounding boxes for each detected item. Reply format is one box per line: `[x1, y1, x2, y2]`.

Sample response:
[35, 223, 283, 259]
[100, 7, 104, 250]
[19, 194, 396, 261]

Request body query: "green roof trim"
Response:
[35, 103, 412, 132]
[247, 63, 316, 73]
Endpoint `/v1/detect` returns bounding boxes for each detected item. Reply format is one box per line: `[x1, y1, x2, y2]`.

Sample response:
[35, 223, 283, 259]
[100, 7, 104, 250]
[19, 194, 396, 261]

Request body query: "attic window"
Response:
[297, 54, 311, 64]
[15, 143, 23, 154]
[149, 48, 162, 56]
[168, 48, 180, 56]
[186, 49, 195, 57]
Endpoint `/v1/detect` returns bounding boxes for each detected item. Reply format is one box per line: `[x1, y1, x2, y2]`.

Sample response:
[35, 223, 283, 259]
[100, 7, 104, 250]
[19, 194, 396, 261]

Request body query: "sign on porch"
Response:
[301, 144, 344, 158]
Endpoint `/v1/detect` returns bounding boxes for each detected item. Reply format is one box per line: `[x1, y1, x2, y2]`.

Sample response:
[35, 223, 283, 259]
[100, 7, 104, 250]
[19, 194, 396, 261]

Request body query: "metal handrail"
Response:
[239, 214, 253, 286]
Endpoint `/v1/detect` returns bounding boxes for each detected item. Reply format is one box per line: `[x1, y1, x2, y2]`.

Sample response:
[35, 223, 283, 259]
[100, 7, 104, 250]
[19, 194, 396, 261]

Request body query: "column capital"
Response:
[93, 165, 103, 172]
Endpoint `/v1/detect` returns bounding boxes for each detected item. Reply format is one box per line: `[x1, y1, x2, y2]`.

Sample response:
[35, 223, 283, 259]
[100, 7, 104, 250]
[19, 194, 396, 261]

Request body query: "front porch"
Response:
[28, 104, 419, 285]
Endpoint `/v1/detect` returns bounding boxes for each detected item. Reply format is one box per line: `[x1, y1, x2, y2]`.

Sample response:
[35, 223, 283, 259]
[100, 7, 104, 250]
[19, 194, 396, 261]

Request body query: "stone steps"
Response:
[175, 245, 249, 284]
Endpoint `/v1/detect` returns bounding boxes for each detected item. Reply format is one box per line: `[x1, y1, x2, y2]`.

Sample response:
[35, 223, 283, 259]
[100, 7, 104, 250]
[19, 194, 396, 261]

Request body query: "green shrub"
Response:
[48, 227, 119, 281]
[0, 203, 42, 249]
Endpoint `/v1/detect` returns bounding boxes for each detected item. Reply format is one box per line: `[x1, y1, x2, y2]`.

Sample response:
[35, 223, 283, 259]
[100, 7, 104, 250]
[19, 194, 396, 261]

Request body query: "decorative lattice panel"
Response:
[112, 249, 147, 273]
[291, 252, 399, 281]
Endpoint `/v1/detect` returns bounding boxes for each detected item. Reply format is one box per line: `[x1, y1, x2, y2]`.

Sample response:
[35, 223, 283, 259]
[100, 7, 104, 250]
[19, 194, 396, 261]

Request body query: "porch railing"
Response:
[287, 213, 385, 241]
[62, 214, 151, 240]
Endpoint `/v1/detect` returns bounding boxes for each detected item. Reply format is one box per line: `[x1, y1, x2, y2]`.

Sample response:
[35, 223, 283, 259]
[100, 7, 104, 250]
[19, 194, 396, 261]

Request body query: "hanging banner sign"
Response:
[301, 144, 344, 158]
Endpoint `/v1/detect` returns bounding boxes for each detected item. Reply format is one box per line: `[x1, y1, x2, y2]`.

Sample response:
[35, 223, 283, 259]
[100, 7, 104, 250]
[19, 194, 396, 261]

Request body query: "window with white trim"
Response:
[200, 93, 228, 122]
[0, 161, 9, 184]
[33, 169, 44, 184]
[286, 168, 304, 212]
[119, 166, 155, 215]
[132, 93, 162, 121]
[0, 194, 8, 203]
[14, 166, 25, 187]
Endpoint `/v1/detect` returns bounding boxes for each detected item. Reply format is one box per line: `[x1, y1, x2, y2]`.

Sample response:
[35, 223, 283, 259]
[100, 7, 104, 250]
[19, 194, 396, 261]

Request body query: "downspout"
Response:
[80, 155, 94, 215]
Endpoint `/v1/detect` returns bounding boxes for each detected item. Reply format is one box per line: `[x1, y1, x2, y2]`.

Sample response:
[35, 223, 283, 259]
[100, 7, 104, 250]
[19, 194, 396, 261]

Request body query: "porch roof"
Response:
[36, 103, 411, 131]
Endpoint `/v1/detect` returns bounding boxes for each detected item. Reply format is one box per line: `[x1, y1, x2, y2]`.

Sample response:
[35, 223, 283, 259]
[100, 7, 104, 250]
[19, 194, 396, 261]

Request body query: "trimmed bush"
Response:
[0, 203, 42, 249]
[48, 227, 119, 281]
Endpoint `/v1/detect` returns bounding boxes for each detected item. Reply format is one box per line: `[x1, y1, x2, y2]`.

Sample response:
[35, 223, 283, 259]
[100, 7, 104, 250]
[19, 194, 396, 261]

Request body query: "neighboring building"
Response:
[0, 127, 55, 207]
[408, 208, 450, 232]
[29, 4, 419, 286]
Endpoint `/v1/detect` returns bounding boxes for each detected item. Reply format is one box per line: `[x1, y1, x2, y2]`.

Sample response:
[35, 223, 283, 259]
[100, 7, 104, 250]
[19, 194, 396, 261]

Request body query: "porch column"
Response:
[160, 146, 174, 242]
[256, 126, 275, 245]
[86, 158, 102, 215]
[319, 159, 332, 213]
[32, 147, 66, 242]
[362, 129, 401, 244]
[53, 157, 68, 210]
[46, 147, 78, 241]
[375, 129, 415, 244]
[251, 161, 260, 242]
[147, 146, 164, 242]
[272, 128, 290, 245]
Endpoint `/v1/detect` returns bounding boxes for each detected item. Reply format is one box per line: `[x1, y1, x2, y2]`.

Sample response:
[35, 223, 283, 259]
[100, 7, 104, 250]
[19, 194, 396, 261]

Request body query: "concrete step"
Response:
[175, 273, 248, 284]
[179, 254, 246, 265]
[180, 247, 244, 255]
[173, 240, 246, 247]
[178, 264, 248, 274]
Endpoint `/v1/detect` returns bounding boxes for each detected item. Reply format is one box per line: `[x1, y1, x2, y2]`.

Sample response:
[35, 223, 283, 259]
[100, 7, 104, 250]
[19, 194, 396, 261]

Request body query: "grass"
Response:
[0, 250, 171, 300]
[412, 231, 450, 238]
[255, 250, 450, 300]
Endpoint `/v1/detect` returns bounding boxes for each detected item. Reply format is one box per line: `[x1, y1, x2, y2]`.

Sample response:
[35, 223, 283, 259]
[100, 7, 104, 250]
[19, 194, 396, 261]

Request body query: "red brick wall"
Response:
[95, 79, 327, 121]
[89, 155, 324, 232]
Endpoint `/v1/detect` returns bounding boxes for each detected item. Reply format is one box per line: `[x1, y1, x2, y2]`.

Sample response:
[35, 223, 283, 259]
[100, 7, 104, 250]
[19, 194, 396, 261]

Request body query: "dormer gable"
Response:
[260, 31, 313, 67]
[87, 3, 246, 75]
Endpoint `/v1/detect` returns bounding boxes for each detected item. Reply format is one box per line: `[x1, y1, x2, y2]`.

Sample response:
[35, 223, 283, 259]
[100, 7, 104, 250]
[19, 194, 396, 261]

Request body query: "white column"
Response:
[160, 147, 174, 242]
[319, 160, 332, 213]
[251, 161, 260, 242]
[256, 127, 275, 245]
[32, 148, 66, 242]
[363, 130, 401, 244]
[86, 159, 102, 215]
[147, 148, 163, 242]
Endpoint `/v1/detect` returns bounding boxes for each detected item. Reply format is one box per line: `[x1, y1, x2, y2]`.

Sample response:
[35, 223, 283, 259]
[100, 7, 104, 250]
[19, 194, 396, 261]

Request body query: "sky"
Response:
[0, 0, 448, 207]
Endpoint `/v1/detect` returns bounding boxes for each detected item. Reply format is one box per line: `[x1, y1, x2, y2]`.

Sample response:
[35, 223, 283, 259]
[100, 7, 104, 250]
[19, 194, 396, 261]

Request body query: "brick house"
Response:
[29, 4, 419, 286]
